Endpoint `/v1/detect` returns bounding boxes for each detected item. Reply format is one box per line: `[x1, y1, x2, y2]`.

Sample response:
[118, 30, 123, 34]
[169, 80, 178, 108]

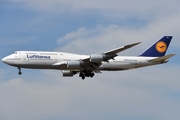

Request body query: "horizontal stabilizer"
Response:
[148, 54, 175, 63]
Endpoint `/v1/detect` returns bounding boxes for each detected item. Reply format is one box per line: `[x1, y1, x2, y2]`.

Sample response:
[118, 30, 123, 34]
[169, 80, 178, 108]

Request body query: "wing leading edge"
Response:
[104, 42, 141, 55]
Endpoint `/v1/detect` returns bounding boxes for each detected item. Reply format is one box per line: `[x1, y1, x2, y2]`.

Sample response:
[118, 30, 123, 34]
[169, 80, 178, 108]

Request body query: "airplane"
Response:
[2, 36, 175, 79]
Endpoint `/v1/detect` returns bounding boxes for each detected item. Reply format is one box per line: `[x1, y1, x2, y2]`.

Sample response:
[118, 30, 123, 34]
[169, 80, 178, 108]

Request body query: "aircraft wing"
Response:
[82, 41, 141, 62]
[53, 61, 67, 66]
[148, 54, 175, 63]
[53, 41, 141, 72]
[104, 42, 141, 55]
[81, 41, 141, 70]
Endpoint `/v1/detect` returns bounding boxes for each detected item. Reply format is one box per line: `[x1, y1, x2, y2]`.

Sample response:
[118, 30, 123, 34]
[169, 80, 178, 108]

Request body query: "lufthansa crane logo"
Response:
[156, 41, 167, 53]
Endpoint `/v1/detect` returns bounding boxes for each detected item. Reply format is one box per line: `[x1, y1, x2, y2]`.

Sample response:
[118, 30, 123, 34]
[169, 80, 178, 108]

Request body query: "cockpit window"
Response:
[14, 52, 17, 54]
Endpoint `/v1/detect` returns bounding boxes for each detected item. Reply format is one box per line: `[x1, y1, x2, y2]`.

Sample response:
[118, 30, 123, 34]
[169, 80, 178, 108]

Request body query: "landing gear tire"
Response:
[79, 72, 85, 80]
[82, 76, 85, 80]
[18, 71, 22, 75]
[90, 73, 94, 78]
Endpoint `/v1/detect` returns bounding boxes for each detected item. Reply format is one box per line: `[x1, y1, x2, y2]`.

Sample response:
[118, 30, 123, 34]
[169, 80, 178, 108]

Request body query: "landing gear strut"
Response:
[18, 67, 22, 75]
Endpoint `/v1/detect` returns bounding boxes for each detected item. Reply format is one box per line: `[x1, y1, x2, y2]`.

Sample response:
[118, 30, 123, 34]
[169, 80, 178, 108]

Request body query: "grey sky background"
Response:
[0, 0, 180, 120]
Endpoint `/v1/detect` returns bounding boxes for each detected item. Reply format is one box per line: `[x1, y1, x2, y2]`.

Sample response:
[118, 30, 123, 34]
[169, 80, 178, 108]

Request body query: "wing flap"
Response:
[148, 54, 175, 63]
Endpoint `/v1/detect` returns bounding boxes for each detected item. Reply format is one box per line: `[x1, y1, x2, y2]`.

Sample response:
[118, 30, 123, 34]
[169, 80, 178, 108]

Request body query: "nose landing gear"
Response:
[18, 67, 22, 75]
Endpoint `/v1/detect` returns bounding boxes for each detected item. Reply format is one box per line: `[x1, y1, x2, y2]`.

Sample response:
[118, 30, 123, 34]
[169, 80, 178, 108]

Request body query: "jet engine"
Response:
[90, 54, 106, 62]
[67, 61, 83, 69]
[62, 70, 76, 77]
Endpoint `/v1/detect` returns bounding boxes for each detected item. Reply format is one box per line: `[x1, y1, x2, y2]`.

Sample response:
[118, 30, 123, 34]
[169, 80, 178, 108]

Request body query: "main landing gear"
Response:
[79, 70, 95, 80]
[18, 67, 22, 75]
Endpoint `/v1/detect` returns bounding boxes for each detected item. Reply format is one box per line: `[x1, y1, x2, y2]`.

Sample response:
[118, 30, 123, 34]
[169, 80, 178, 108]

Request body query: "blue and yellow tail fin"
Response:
[140, 36, 172, 57]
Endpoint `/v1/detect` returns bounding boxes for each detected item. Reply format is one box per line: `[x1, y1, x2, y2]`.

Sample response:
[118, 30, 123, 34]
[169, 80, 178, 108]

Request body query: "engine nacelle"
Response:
[90, 54, 105, 62]
[62, 70, 76, 77]
[67, 61, 82, 68]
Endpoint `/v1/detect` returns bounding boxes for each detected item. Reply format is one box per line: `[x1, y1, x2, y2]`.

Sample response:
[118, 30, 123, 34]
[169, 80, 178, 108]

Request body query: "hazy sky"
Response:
[0, 0, 180, 120]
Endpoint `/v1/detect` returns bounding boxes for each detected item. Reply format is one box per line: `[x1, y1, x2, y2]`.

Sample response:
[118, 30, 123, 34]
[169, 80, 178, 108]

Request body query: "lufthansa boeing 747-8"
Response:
[2, 36, 175, 79]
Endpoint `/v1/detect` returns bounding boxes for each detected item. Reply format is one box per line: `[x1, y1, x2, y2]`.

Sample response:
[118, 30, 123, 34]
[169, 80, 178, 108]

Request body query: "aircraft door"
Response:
[21, 53, 29, 62]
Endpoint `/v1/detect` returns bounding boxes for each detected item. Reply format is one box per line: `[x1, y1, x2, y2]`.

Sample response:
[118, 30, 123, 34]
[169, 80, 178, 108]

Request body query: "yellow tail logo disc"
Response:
[156, 41, 167, 53]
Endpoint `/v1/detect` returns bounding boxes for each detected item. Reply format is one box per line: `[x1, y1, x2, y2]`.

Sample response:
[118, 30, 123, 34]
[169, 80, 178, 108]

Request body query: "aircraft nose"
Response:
[2, 57, 7, 63]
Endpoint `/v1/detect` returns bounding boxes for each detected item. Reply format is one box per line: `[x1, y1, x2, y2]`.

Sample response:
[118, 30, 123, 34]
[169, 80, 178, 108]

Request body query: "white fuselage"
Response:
[2, 51, 163, 71]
